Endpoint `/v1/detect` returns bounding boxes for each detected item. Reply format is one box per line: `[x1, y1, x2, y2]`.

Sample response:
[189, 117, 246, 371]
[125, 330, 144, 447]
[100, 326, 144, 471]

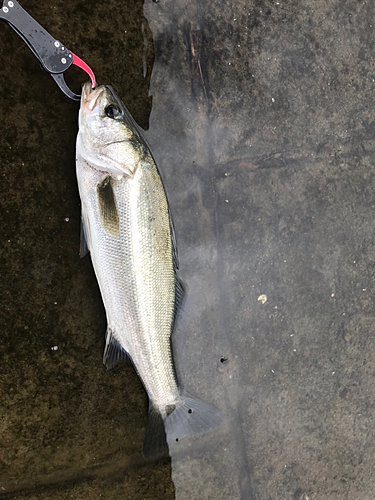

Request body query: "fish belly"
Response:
[76, 156, 179, 407]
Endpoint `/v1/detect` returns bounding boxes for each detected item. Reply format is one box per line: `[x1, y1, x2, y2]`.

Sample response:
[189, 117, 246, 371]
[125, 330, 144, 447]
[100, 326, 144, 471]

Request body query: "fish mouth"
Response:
[81, 81, 106, 111]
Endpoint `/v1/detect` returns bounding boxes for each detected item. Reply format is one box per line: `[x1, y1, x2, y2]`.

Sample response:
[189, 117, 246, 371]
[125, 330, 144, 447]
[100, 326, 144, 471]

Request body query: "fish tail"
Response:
[143, 393, 224, 458]
[164, 391, 224, 447]
[143, 403, 168, 459]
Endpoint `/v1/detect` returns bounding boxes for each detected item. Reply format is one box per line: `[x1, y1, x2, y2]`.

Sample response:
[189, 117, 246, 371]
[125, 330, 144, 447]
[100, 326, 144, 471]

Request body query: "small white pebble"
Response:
[258, 294, 267, 304]
[51, 346, 58, 351]
[64, 217, 69, 222]
[331, 293, 335, 297]
[271, 97, 275, 102]
[293, 349, 297, 352]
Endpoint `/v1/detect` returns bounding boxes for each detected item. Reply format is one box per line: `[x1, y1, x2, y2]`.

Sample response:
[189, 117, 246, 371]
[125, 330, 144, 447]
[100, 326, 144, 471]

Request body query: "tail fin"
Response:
[164, 392, 224, 446]
[143, 404, 168, 459]
[143, 393, 224, 458]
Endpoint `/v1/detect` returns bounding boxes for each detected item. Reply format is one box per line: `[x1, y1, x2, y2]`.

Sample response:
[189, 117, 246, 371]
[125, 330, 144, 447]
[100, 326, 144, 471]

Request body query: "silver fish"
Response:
[75, 82, 222, 456]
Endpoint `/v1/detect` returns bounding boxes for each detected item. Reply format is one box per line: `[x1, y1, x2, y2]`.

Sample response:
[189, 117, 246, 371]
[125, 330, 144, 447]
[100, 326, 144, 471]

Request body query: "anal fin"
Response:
[103, 327, 131, 369]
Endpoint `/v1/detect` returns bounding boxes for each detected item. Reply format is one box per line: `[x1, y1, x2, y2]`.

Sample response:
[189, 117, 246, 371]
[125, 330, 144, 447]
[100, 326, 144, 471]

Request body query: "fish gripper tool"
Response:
[0, 0, 96, 100]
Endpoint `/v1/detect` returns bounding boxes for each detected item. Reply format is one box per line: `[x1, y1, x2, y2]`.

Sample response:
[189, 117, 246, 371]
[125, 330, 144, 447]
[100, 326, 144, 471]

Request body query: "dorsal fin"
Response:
[169, 208, 179, 270]
[172, 276, 186, 333]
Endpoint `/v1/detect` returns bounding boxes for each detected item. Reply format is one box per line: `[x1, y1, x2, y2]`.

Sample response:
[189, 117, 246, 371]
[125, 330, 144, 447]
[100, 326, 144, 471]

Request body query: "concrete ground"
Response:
[1, 0, 375, 499]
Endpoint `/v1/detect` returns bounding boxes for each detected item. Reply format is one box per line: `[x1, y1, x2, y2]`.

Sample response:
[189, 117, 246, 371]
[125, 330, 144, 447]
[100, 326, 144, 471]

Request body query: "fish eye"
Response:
[105, 104, 122, 119]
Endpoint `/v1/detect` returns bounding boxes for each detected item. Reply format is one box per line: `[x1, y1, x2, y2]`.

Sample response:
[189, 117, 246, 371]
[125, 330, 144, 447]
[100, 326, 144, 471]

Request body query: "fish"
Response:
[75, 82, 223, 457]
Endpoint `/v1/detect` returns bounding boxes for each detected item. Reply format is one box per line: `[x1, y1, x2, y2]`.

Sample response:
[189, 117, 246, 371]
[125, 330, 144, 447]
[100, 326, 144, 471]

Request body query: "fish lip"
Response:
[81, 82, 106, 111]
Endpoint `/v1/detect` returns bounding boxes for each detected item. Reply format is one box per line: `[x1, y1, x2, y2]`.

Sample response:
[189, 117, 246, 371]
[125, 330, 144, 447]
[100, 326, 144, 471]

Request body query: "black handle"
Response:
[0, 0, 74, 74]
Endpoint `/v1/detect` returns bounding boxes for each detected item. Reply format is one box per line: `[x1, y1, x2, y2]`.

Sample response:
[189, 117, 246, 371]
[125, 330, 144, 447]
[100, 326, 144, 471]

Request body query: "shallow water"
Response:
[2, 0, 375, 499]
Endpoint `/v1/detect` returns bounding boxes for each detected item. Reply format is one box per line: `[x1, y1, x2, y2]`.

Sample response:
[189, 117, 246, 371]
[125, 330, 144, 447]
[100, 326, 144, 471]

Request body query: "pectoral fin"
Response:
[97, 176, 119, 236]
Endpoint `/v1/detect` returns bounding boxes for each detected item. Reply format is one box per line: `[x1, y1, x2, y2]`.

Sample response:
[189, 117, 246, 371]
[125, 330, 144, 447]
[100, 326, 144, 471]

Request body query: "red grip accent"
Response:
[71, 52, 96, 89]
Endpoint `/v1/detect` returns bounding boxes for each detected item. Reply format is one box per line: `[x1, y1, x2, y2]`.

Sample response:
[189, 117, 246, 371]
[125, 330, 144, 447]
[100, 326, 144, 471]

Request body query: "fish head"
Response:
[77, 82, 140, 176]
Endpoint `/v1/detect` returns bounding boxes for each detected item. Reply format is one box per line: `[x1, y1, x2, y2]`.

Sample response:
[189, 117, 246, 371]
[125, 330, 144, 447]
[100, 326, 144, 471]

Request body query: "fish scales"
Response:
[76, 83, 222, 457]
[77, 157, 178, 404]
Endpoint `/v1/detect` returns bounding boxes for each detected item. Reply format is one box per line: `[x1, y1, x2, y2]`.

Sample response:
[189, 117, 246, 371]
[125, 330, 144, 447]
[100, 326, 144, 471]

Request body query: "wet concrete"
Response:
[144, 0, 375, 498]
[2, 0, 375, 498]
